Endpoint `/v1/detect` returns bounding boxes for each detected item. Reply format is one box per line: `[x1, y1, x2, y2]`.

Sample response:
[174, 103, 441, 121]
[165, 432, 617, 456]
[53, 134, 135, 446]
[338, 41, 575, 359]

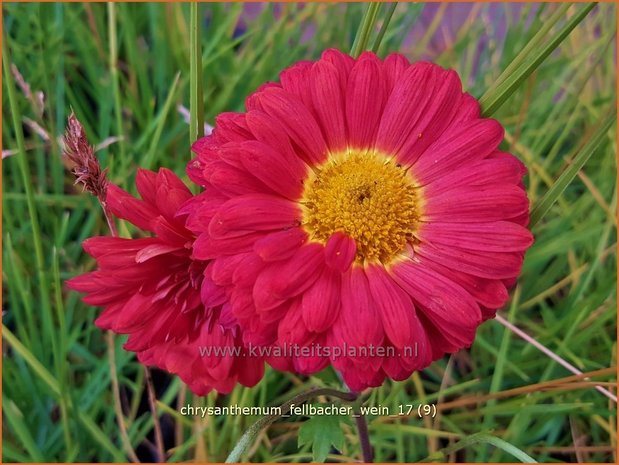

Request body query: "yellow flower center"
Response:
[301, 150, 419, 264]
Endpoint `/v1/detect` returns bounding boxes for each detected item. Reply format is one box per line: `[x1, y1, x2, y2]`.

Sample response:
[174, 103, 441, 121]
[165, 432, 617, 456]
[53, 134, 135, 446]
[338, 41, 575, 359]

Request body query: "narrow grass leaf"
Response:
[2, 397, 45, 462]
[371, 3, 398, 53]
[480, 3, 596, 116]
[141, 71, 181, 169]
[350, 3, 382, 58]
[488, 3, 570, 91]
[190, 2, 205, 146]
[2, 325, 61, 396]
[530, 106, 616, 227]
[77, 411, 126, 462]
[421, 432, 537, 463]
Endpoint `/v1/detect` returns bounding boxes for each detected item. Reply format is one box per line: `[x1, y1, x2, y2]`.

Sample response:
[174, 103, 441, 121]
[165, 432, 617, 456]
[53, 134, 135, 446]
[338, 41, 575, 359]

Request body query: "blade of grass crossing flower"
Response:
[350, 2, 382, 58]
[371, 2, 397, 53]
[530, 105, 616, 227]
[190, 2, 205, 146]
[480, 3, 596, 116]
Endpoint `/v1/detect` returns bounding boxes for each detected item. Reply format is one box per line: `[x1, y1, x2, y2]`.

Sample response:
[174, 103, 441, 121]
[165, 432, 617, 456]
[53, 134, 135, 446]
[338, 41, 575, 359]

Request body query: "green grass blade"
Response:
[2, 397, 45, 462]
[2, 33, 54, 339]
[487, 3, 570, 91]
[77, 411, 126, 461]
[530, 105, 616, 227]
[480, 3, 596, 116]
[422, 432, 537, 463]
[371, 2, 397, 53]
[190, 2, 205, 146]
[2, 325, 61, 396]
[108, 2, 125, 162]
[141, 71, 181, 169]
[350, 3, 382, 58]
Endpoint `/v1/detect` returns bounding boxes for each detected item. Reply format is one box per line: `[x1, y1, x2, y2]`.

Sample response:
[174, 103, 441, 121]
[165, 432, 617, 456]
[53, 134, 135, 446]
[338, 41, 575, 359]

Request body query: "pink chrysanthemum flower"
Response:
[187, 49, 534, 391]
[68, 168, 264, 394]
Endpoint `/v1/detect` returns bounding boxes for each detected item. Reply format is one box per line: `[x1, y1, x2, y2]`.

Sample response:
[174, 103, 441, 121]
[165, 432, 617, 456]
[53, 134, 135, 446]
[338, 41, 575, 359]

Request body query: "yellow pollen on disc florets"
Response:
[301, 151, 419, 264]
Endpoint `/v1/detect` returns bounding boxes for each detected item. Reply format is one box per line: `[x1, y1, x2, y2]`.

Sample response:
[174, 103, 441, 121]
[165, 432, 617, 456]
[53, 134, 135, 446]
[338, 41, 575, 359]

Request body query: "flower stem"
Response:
[144, 366, 166, 462]
[352, 400, 374, 462]
[106, 332, 140, 462]
[225, 387, 357, 463]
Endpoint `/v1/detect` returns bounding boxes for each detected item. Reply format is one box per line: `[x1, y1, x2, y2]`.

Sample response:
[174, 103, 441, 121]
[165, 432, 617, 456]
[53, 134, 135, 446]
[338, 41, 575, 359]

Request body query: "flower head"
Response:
[186, 49, 533, 390]
[67, 168, 263, 394]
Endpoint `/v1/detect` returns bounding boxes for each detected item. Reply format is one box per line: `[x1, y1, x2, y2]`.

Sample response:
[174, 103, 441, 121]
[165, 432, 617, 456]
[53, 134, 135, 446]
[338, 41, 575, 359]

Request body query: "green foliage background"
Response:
[2, 2, 617, 463]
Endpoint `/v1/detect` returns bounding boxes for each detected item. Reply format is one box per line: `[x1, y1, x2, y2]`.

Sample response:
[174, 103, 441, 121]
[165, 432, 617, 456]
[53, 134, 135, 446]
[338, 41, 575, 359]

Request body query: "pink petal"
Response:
[391, 259, 481, 347]
[383, 53, 410, 93]
[157, 168, 192, 196]
[236, 355, 265, 387]
[245, 110, 309, 175]
[333, 267, 384, 348]
[346, 54, 386, 149]
[82, 236, 150, 258]
[239, 140, 306, 200]
[278, 298, 314, 346]
[420, 255, 509, 309]
[210, 253, 250, 286]
[394, 69, 463, 166]
[251, 87, 328, 165]
[376, 62, 442, 156]
[418, 221, 534, 252]
[279, 60, 314, 111]
[422, 184, 529, 223]
[311, 60, 347, 151]
[301, 266, 341, 332]
[200, 276, 227, 308]
[449, 93, 481, 124]
[192, 231, 264, 260]
[232, 253, 265, 288]
[254, 228, 308, 262]
[416, 243, 524, 279]
[209, 194, 300, 239]
[106, 184, 157, 232]
[366, 265, 414, 348]
[213, 111, 253, 142]
[321, 48, 355, 78]
[135, 243, 182, 263]
[324, 232, 357, 272]
[425, 154, 527, 197]
[135, 168, 158, 205]
[253, 243, 324, 311]
[412, 119, 504, 184]
[207, 161, 270, 197]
